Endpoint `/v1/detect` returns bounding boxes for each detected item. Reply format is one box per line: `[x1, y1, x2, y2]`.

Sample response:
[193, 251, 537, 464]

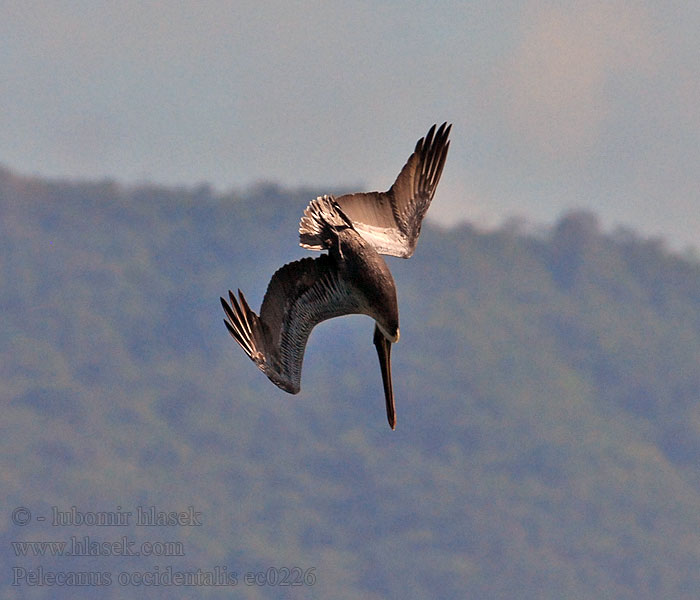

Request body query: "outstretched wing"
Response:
[220, 254, 364, 394]
[299, 122, 451, 258]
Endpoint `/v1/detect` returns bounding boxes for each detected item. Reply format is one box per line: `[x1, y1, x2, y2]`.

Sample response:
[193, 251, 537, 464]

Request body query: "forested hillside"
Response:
[2, 166, 700, 599]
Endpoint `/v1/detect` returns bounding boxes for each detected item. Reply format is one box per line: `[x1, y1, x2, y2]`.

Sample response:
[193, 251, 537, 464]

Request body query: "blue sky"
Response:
[2, 1, 698, 248]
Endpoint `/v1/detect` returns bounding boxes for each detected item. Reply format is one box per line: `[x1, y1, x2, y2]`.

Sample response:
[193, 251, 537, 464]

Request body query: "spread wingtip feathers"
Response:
[221, 290, 260, 362]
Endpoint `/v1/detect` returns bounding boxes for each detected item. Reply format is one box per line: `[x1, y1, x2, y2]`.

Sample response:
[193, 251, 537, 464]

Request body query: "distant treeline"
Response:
[2, 166, 700, 599]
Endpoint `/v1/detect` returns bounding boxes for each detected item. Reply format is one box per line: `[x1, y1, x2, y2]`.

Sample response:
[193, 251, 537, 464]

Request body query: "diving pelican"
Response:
[221, 122, 451, 429]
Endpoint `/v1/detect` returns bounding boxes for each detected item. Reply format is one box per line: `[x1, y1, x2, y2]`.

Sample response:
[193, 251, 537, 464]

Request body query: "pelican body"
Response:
[221, 123, 451, 429]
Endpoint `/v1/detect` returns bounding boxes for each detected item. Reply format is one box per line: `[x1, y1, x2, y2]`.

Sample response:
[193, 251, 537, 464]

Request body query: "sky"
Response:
[2, 1, 699, 248]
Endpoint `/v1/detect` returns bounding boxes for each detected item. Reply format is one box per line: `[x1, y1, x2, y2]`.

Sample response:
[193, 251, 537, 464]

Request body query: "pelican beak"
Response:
[377, 322, 400, 344]
[373, 324, 396, 430]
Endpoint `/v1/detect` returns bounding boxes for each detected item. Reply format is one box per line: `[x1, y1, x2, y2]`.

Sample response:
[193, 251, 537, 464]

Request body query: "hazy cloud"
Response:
[499, 2, 656, 160]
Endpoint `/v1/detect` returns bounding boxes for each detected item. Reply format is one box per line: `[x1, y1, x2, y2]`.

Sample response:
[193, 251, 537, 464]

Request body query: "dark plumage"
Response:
[221, 123, 451, 429]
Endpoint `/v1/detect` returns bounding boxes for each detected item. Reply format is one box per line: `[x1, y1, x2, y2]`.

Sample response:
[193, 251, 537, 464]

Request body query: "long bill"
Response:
[373, 324, 396, 430]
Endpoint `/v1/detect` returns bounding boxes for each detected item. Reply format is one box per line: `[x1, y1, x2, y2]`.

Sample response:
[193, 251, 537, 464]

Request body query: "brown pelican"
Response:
[221, 122, 451, 429]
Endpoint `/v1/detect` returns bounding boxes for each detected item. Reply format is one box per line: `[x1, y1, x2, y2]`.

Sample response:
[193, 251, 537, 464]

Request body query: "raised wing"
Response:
[220, 255, 364, 394]
[299, 122, 451, 258]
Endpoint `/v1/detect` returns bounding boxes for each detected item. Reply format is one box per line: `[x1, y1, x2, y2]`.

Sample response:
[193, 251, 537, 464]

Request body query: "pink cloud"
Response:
[497, 2, 657, 160]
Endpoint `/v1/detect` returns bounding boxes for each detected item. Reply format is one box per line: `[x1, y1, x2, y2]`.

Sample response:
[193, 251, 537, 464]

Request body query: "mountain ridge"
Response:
[2, 167, 700, 599]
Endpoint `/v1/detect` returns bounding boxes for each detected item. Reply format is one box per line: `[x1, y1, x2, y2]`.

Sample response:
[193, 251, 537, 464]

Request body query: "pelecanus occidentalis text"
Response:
[221, 122, 451, 429]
